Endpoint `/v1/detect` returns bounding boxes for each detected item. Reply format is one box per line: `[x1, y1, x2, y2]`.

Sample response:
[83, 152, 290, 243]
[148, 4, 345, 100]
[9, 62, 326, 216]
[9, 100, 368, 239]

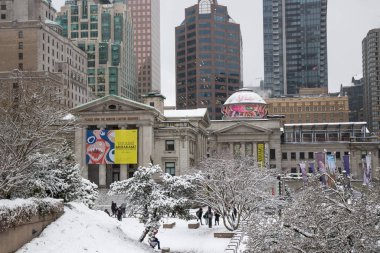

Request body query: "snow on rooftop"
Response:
[353, 74, 363, 80]
[164, 108, 207, 118]
[284, 122, 367, 127]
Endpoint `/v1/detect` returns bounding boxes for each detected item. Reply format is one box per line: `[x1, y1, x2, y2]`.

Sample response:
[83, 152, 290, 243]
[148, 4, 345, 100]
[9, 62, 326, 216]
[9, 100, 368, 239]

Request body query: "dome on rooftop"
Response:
[222, 88, 268, 119]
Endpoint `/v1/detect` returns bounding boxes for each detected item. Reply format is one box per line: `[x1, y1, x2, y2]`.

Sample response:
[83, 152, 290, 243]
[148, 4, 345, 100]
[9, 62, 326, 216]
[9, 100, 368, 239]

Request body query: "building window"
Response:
[300, 152, 305, 160]
[336, 152, 341, 159]
[165, 140, 175, 151]
[18, 63, 23, 70]
[18, 31, 23, 38]
[308, 152, 314, 159]
[1, 14, 5, 19]
[1, 4, 6, 10]
[270, 149, 276, 160]
[18, 53, 23, 60]
[291, 152, 296, 160]
[18, 42, 23, 49]
[165, 162, 175, 176]
[199, 0, 211, 14]
[282, 152, 287, 160]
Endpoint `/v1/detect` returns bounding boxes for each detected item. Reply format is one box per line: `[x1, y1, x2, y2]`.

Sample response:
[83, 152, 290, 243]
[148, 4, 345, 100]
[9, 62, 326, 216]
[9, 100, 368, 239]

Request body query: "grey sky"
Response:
[52, 0, 380, 106]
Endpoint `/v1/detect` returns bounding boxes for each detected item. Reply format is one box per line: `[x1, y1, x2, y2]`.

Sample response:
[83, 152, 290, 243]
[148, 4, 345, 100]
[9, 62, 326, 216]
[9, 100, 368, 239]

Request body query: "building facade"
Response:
[72, 90, 380, 188]
[0, 19, 88, 108]
[362, 28, 380, 134]
[127, 0, 161, 99]
[340, 75, 364, 122]
[0, 0, 56, 22]
[266, 95, 350, 125]
[175, 0, 243, 120]
[57, 0, 137, 100]
[263, 0, 328, 96]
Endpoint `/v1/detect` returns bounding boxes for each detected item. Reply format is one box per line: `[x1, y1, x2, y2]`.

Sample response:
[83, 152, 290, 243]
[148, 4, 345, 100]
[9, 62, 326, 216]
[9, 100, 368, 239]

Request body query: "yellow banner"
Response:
[257, 143, 265, 164]
[115, 130, 138, 164]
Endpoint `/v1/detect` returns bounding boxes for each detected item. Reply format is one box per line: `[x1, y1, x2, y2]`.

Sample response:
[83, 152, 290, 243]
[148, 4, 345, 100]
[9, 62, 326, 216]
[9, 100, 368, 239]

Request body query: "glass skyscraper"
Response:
[57, 0, 137, 100]
[263, 0, 328, 96]
[175, 0, 243, 120]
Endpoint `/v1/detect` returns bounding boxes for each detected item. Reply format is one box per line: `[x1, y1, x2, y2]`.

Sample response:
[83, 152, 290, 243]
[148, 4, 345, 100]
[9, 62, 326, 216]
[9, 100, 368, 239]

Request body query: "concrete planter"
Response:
[188, 222, 200, 229]
[162, 222, 176, 229]
[214, 232, 235, 238]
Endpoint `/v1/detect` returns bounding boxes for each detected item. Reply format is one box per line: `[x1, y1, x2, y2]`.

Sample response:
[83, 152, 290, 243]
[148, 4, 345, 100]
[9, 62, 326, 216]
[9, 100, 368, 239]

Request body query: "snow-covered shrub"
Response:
[109, 164, 197, 242]
[0, 198, 63, 232]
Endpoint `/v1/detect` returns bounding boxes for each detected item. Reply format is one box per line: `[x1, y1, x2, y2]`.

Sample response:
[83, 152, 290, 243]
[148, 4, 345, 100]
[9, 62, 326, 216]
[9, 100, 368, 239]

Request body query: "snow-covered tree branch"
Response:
[188, 156, 277, 231]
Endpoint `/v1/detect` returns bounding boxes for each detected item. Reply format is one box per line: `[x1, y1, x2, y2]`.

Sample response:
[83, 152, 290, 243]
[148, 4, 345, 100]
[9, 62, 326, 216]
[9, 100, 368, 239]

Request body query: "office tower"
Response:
[362, 28, 380, 133]
[340, 75, 364, 122]
[263, 0, 328, 96]
[0, 0, 89, 108]
[57, 0, 137, 100]
[127, 0, 161, 99]
[175, 0, 243, 120]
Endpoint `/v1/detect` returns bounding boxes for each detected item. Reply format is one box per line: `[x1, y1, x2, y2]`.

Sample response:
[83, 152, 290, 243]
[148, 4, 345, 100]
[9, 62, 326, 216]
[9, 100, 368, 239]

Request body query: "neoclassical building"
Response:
[72, 89, 380, 187]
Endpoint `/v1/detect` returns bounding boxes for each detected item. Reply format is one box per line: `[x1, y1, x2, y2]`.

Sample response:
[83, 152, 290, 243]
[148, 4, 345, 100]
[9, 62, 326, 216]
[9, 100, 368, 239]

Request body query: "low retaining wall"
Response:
[224, 220, 248, 253]
[0, 206, 63, 253]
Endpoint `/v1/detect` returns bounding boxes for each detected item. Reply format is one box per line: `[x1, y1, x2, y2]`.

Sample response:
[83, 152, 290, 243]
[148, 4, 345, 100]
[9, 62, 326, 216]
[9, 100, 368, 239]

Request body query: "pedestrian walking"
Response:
[111, 201, 117, 217]
[214, 212, 220, 226]
[207, 207, 213, 228]
[203, 212, 208, 225]
[196, 208, 203, 225]
[116, 207, 123, 221]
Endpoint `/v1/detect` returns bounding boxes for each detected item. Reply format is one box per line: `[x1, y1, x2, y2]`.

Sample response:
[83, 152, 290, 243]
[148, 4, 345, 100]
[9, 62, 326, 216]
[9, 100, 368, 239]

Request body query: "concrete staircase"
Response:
[93, 188, 127, 211]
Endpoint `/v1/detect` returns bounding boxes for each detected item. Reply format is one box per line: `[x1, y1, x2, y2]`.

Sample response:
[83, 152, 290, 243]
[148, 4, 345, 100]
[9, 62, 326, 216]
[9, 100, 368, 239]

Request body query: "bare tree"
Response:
[190, 156, 277, 231]
[246, 175, 380, 252]
[0, 72, 74, 198]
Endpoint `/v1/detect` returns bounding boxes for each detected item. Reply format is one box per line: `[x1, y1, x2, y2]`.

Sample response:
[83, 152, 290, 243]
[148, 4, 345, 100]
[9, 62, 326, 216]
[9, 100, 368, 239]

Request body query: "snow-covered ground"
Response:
[17, 203, 230, 253]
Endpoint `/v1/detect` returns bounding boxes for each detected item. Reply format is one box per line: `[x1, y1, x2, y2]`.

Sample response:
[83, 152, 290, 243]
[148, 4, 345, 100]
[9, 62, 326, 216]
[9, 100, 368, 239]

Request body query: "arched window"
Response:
[199, 0, 212, 14]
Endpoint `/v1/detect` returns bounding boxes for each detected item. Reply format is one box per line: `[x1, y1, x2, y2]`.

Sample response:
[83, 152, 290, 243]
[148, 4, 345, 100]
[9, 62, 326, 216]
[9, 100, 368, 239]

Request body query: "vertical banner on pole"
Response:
[315, 152, 326, 185]
[326, 154, 336, 174]
[343, 155, 350, 176]
[364, 154, 372, 185]
[257, 143, 265, 168]
[300, 162, 308, 184]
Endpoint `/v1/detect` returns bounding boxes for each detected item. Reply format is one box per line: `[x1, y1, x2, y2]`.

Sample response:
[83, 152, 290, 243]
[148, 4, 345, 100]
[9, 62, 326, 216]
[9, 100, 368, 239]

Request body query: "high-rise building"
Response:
[263, 0, 328, 96]
[0, 0, 89, 108]
[340, 75, 364, 122]
[362, 28, 380, 134]
[175, 0, 243, 120]
[57, 0, 137, 100]
[127, 0, 161, 99]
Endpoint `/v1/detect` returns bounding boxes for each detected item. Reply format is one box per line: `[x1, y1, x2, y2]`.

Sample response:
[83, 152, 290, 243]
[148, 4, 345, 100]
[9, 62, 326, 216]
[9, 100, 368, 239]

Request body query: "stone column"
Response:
[241, 143, 246, 157]
[253, 143, 258, 161]
[76, 126, 88, 179]
[138, 124, 154, 167]
[229, 143, 233, 156]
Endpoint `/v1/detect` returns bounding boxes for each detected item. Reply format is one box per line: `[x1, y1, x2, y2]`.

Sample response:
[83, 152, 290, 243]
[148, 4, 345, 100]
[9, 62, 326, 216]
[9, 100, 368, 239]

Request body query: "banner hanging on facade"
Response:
[115, 130, 138, 164]
[86, 129, 137, 165]
[299, 162, 308, 184]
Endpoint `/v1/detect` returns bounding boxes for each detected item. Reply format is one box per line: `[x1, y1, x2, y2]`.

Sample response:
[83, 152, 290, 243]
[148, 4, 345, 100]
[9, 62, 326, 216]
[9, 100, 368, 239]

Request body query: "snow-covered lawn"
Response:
[17, 203, 230, 253]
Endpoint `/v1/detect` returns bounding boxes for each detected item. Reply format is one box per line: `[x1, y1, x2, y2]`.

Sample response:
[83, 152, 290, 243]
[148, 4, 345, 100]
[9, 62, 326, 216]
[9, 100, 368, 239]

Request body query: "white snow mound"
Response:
[17, 202, 152, 253]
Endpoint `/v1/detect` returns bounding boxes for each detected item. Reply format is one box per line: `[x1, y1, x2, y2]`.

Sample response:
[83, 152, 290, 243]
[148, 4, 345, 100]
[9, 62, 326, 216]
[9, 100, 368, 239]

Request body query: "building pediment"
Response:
[212, 122, 273, 135]
[71, 95, 161, 116]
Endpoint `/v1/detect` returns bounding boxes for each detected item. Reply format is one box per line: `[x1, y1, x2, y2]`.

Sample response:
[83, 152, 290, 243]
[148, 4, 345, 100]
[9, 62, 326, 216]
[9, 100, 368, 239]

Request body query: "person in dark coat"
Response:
[116, 207, 123, 221]
[207, 207, 213, 228]
[111, 201, 117, 217]
[214, 212, 220, 226]
[148, 229, 161, 250]
[104, 209, 111, 216]
[196, 208, 203, 225]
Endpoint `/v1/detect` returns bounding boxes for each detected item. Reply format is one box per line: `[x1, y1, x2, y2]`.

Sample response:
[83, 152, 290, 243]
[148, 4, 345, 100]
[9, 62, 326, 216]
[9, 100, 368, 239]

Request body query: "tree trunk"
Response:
[139, 226, 150, 242]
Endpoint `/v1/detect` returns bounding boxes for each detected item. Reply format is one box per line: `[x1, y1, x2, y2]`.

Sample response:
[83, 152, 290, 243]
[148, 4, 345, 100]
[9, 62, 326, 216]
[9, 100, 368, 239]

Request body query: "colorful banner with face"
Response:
[86, 130, 137, 165]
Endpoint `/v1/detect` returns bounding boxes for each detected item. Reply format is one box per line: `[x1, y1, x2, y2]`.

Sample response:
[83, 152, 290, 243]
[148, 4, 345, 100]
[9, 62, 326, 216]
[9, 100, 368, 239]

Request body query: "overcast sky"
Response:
[53, 0, 380, 106]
